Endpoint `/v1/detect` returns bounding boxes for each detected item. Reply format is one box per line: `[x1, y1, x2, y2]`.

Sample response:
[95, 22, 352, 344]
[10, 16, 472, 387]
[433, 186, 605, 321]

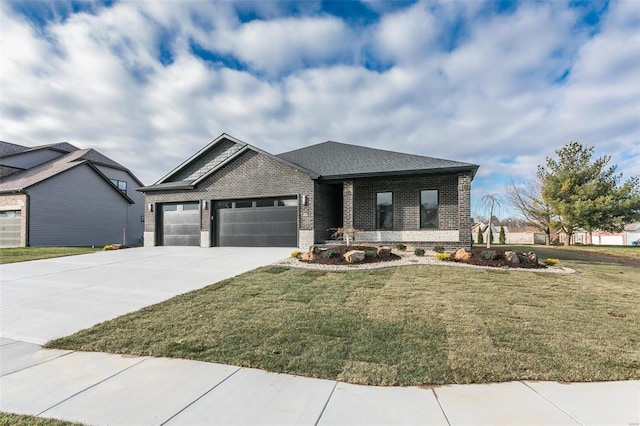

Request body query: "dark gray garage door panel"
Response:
[160, 203, 200, 246]
[217, 206, 297, 247]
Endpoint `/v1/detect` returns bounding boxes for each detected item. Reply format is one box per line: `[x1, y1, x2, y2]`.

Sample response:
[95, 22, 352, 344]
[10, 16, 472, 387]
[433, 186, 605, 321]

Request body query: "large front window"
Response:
[420, 190, 438, 228]
[376, 192, 393, 229]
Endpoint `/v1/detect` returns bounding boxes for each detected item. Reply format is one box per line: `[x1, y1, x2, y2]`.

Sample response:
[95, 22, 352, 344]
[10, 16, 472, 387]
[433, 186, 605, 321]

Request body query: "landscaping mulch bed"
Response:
[455, 248, 547, 269]
[300, 245, 401, 265]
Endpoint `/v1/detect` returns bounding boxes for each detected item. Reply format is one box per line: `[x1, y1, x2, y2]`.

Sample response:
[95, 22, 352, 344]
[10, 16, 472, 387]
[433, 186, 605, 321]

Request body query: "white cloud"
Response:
[373, 2, 438, 64]
[0, 0, 638, 194]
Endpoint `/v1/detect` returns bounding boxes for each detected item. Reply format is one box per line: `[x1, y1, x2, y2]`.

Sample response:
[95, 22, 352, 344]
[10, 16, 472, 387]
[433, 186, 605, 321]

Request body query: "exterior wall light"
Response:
[148, 203, 154, 212]
[302, 195, 308, 206]
[202, 200, 209, 210]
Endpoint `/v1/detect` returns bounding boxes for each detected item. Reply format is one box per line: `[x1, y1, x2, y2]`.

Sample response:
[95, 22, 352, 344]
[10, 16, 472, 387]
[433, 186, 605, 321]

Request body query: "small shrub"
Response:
[414, 248, 426, 257]
[481, 250, 499, 260]
[103, 244, 116, 250]
[499, 226, 506, 244]
[518, 254, 532, 264]
[395, 243, 407, 251]
[544, 258, 560, 266]
[322, 250, 335, 259]
[365, 250, 377, 259]
[291, 250, 302, 259]
[432, 245, 445, 253]
[435, 252, 451, 261]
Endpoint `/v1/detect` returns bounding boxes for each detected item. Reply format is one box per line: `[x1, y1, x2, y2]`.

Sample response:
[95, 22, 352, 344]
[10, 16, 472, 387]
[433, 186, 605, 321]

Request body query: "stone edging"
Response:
[274, 251, 576, 274]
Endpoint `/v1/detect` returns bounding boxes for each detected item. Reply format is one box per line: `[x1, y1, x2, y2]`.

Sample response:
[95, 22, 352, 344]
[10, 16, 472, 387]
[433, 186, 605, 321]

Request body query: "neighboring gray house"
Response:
[0, 141, 144, 247]
[140, 133, 478, 249]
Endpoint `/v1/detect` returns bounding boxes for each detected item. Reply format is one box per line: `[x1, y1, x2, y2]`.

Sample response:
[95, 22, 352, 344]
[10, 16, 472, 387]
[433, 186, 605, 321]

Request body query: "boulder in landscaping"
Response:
[377, 246, 392, 258]
[454, 248, 472, 261]
[301, 245, 322, 261]
[524, 251, 538, 263]
[504, 251, 520, 264]
[344, 250, 365, 263]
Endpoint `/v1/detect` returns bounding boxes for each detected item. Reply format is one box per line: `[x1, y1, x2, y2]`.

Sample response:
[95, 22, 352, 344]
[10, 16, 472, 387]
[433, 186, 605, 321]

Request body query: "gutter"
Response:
[317, 165, 480, 182]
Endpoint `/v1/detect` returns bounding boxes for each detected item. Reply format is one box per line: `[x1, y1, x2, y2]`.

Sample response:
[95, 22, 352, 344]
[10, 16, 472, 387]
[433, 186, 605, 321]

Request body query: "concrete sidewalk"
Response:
[1, 339, 638, 425]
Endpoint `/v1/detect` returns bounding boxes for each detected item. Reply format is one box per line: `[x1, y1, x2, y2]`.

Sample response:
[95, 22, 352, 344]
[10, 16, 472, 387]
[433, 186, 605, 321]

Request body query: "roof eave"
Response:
[137, 183, 196, 192]
[317, 165, 479, 182]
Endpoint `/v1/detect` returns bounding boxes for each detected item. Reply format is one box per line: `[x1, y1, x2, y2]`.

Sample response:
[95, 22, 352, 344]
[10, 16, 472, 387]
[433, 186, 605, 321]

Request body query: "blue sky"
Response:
[2, 0, 639, 218]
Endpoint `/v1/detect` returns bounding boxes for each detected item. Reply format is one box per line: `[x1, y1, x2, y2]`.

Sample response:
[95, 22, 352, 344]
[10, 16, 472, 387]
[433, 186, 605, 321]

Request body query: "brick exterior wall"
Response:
[457, 173, 473, 248]
[343, 180, 354, 230]
[144, 150, 315, 247]
[352, 175, 459, 231]
[347, 173, 473, 249]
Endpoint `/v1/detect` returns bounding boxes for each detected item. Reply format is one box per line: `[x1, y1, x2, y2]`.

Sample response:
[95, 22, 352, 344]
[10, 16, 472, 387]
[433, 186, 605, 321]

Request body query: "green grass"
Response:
[46, 247, 640, 386]
[0, 247, 101, 264]
[556, 244, 640, 260]
[0, 413, 83, 426]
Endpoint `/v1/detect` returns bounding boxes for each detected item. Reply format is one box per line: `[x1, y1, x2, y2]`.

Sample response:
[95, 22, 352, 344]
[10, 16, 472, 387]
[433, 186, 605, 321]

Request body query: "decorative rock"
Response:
[504, 251, 520, 264]
[525, 252, 538, 263]
[344, 250, 365, 263]
[301, 246, 321, 261]
[454, 248, 472, 261]
[377, 246, 391, 258]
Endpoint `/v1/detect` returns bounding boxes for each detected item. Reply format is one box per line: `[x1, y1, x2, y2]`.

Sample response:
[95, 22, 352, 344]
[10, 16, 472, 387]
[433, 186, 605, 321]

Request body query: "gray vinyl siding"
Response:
[1, 150, 63, 169]
[95, 165, 145, 244]
[28, 164, 130, 246]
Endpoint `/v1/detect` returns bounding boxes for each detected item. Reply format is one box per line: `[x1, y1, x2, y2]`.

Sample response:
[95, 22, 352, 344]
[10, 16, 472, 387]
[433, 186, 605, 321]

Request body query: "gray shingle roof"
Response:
[73, 148, 127, 171]
[0, 148, 136, 203]
[25, 142, 79, 154]
[0, 141, 29, 157]
[277, 141, 478, 179]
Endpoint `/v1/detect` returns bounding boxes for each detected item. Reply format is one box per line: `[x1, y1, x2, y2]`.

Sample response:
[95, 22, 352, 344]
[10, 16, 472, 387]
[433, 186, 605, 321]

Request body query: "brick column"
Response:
[458, 173, 472, 248]
[343, 180, 354, 230]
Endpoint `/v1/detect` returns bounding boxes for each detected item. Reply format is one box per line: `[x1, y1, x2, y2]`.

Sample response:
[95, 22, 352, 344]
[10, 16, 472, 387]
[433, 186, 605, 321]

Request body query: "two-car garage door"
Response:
[158, 197, 297, 247]
[215, 197, 297, 247]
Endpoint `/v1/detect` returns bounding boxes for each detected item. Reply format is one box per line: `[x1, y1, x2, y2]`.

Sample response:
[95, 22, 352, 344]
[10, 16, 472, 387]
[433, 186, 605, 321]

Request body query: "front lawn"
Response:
[0, 413, 82, 426]
[0, 247, 101, 264]
[46, 247, 640, 386]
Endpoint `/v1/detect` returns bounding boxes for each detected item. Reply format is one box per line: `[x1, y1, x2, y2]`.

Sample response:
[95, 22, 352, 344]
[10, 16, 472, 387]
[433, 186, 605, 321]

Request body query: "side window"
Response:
[110, 179, 127, 194]
[420, 190, 438, 228]
[376, 192, 393, 229]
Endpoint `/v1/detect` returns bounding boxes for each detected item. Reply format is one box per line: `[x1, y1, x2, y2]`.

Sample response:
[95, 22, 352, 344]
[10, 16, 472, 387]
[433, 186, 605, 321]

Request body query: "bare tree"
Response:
[479, 194, 504, 249]
[505, 177, 553, 245]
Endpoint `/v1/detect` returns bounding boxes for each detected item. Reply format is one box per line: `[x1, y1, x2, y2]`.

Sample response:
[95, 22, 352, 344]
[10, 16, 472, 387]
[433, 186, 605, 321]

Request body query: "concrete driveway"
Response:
[0, 246, 292, 345]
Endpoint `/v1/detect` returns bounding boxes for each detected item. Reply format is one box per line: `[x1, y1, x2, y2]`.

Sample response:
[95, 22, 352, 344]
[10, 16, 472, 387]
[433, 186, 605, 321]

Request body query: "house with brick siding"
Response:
[140, 133, 478, 249]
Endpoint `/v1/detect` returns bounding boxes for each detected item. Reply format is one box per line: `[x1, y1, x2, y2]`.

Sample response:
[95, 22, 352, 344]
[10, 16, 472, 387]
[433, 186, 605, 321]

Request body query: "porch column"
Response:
[343, 180, 354, 230]
[458, 173, 472, 248]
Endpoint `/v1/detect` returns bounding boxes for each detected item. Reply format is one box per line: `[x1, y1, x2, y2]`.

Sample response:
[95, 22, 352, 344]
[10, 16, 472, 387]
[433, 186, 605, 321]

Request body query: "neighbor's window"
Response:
[376, 192, 393, 229]
[110, 179, 127, 194]
[420, 190, 438, 228]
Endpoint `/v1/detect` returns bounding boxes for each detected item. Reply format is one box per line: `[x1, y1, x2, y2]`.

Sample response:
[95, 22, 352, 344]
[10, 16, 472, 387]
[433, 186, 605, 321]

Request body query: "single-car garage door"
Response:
[215, 197, 297, 247]
[0, 210, 22, 248]
[159, 202, 200, 246]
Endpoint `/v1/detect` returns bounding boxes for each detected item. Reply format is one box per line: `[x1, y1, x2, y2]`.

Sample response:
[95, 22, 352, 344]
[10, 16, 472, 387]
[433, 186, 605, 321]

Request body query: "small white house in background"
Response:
[0, 141, 144, 247]
[571, 230, 626, 246]
[471, 223, 546, 245]
[625, 222, 640, 245]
